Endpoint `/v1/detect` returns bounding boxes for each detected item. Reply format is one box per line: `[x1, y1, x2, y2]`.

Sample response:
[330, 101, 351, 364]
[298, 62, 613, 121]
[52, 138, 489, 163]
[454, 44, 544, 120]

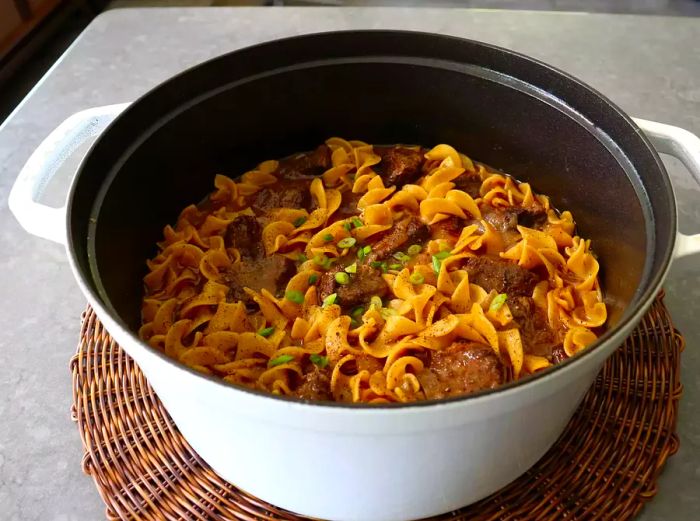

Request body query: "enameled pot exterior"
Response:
[10, 32, 700, 520]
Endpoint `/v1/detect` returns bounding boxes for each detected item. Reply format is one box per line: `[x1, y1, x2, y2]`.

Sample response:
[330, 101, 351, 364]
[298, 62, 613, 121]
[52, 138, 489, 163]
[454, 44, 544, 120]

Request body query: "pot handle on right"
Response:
[633, 118, 700, 259]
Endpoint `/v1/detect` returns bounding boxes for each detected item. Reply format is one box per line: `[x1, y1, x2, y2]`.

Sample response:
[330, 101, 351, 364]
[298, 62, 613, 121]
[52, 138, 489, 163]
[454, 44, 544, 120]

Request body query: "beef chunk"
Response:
[226, 255, 296, 305]
[418, 342, 504, 399]
[336, 190, 363, 219]
[463, 256, 538, 297]
[453, 173, 483, 199]
[318, 264, 388, 309]
[277, 145, 332, 178]
[482, 204, 547, 234]
[430, 216, 466, 240]
[251, 178, 313, 215]
[366, 216, 429, 263]
[508, 296, 559, 356]
[375, 146, 425, 187]
[294, 367, 332, 401]
[224, 215, 263, 258]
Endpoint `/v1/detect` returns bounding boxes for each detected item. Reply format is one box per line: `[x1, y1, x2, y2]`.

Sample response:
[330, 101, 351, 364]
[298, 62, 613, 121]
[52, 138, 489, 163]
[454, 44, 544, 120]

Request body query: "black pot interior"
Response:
[70, 31, 674, 350]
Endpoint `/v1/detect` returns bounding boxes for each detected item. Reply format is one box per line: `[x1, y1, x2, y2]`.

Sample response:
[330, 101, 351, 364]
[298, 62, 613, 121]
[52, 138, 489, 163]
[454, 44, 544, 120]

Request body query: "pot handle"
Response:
[8, 103, 130, 244]
[633, 118, 700, 259]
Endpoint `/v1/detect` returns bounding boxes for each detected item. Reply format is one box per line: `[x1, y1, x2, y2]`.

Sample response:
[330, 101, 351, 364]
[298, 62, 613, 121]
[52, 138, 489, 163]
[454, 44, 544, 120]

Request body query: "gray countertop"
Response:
[0, 7, 698, 520]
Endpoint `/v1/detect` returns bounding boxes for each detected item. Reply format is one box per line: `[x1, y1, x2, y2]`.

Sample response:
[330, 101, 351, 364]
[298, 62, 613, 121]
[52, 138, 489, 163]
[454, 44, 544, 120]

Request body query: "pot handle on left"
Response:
[634, 118, 700, 259]
[8, 103, 129, 244]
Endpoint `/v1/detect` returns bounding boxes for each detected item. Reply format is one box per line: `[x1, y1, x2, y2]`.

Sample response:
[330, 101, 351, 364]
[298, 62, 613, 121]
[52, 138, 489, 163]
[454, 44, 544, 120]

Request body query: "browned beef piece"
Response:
[335, 190, 363, 219]
[226, 255, 296, 305]
[251, 177, 313, 215]
[224, 215, 263, 258]
[453, 173, 483, 199]
[430, 216, 466, 240]
[294, 367, 332, 401]
[374, 146, 424, 187]
[318, 264, 388, 309]
[482, 204, 547, 234]
[508, 296, 559, 356]
[418, 342, 504, 399]
[463, 256, 538, 297]
[366, 216, 429, 263]
[277, 145, 332, 178]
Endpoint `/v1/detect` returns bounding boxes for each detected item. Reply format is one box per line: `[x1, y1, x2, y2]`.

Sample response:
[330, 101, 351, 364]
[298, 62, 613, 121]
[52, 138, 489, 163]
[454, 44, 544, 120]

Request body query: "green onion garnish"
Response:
[389, 263, 402, 270]
[393, 251, 410, 262]
[293, 216, 307, 228]
[350, 318, 360, 328]
[269, 354, 294, 367]
[352, 217, 363, 228]
[308, 274, 319, 285]
[269, 354, 294, 366]
[407, 244, 422, 256]
[351, 306, 365, 318]
[337, 237, 357, 249]
[370, 296, 383, 310]
[335, 272, 350, 285]
[297, 253, 307, 263]
[285, 290, 304, 304]
[370, 261, 383, 268]
[345, 263, 357, 274]
[323, 233, 334, 242]
[434, 250, 451, 260]
[409, 272, 425, 285]
[309, 353, 329, 368]
[432, 255, 442, 274]
[343, 222, 352, 232]
[489, 293, 508, 312]
[258, 326, 275, 338]
[313, 254, 333, 269]
[322, 293, 337, 308]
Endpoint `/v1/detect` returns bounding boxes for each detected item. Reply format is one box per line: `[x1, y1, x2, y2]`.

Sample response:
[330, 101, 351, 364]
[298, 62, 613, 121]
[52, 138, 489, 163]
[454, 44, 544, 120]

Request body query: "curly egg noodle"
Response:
[139, 139, 607, 403]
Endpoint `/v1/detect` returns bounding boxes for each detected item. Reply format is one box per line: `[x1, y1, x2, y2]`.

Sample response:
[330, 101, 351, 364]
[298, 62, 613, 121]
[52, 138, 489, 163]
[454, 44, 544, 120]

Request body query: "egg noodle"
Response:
[139, 139, 606, 403]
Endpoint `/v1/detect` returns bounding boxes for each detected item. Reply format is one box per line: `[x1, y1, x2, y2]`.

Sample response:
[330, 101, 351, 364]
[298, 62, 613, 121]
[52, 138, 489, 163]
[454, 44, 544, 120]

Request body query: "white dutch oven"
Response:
[9, 32, 700, 520]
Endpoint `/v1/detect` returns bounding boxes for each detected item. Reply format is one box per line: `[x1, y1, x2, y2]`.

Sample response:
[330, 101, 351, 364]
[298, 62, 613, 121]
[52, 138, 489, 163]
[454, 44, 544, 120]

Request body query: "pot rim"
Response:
[65, 29, 677, 412]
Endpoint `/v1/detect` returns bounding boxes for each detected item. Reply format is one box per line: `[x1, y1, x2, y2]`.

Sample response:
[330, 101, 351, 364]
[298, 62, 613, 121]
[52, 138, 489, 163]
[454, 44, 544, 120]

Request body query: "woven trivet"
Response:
[70, 293, 683, 521]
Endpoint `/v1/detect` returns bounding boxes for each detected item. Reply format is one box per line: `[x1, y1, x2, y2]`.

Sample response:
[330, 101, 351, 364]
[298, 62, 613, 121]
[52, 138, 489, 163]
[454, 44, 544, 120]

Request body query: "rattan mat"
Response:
[71, 293, 683, 521]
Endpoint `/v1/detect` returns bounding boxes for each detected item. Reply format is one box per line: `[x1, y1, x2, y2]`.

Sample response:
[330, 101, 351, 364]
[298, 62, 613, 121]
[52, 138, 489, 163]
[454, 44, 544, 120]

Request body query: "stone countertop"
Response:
[0, 7, 698, 520]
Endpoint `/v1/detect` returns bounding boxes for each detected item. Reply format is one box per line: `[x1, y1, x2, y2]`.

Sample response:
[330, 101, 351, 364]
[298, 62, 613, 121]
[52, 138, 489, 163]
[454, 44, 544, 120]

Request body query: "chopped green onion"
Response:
[323, 233, 334, 242]
[434, 250, 451, 260]
[351, 306, 365, 318]
[380, 262, 388, 273]
[285, 290, 304, 304]
[335, 272, 350, 285]
[269, 354, 294, 367]
[309, 353, 329, 368]
[308, 274, 319, 285]
[393, 251, 410, 262]
[337, 237, 357, 249]
[370, 296, 383, 310]
[293, 216, 307, 228]
[407, 244, 422, 256]
[357, 248, 366, 261]
[322, 293, 337, 308]
[350, 318, 360, 328]
[432, 255, 442, 274]
[389, 263, 402, 270]
[363, 245, 372, 255]
[297, 253, 307, 263]
[352, 217, 363, 228]
[313, 254, 332, 269]
[490, 293, 508, 312]
[370, 261, 383, 268]
[258, 326, 275, 338]
[345, 263, 358, 274]
[409, 272, 425, 285]
[343, 222, 352, 232]
[380, 307, 398, 319]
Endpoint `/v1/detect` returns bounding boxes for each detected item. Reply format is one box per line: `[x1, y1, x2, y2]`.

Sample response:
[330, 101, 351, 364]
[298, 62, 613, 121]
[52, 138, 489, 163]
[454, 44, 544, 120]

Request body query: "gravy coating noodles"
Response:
[139, 140, 607, 403]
